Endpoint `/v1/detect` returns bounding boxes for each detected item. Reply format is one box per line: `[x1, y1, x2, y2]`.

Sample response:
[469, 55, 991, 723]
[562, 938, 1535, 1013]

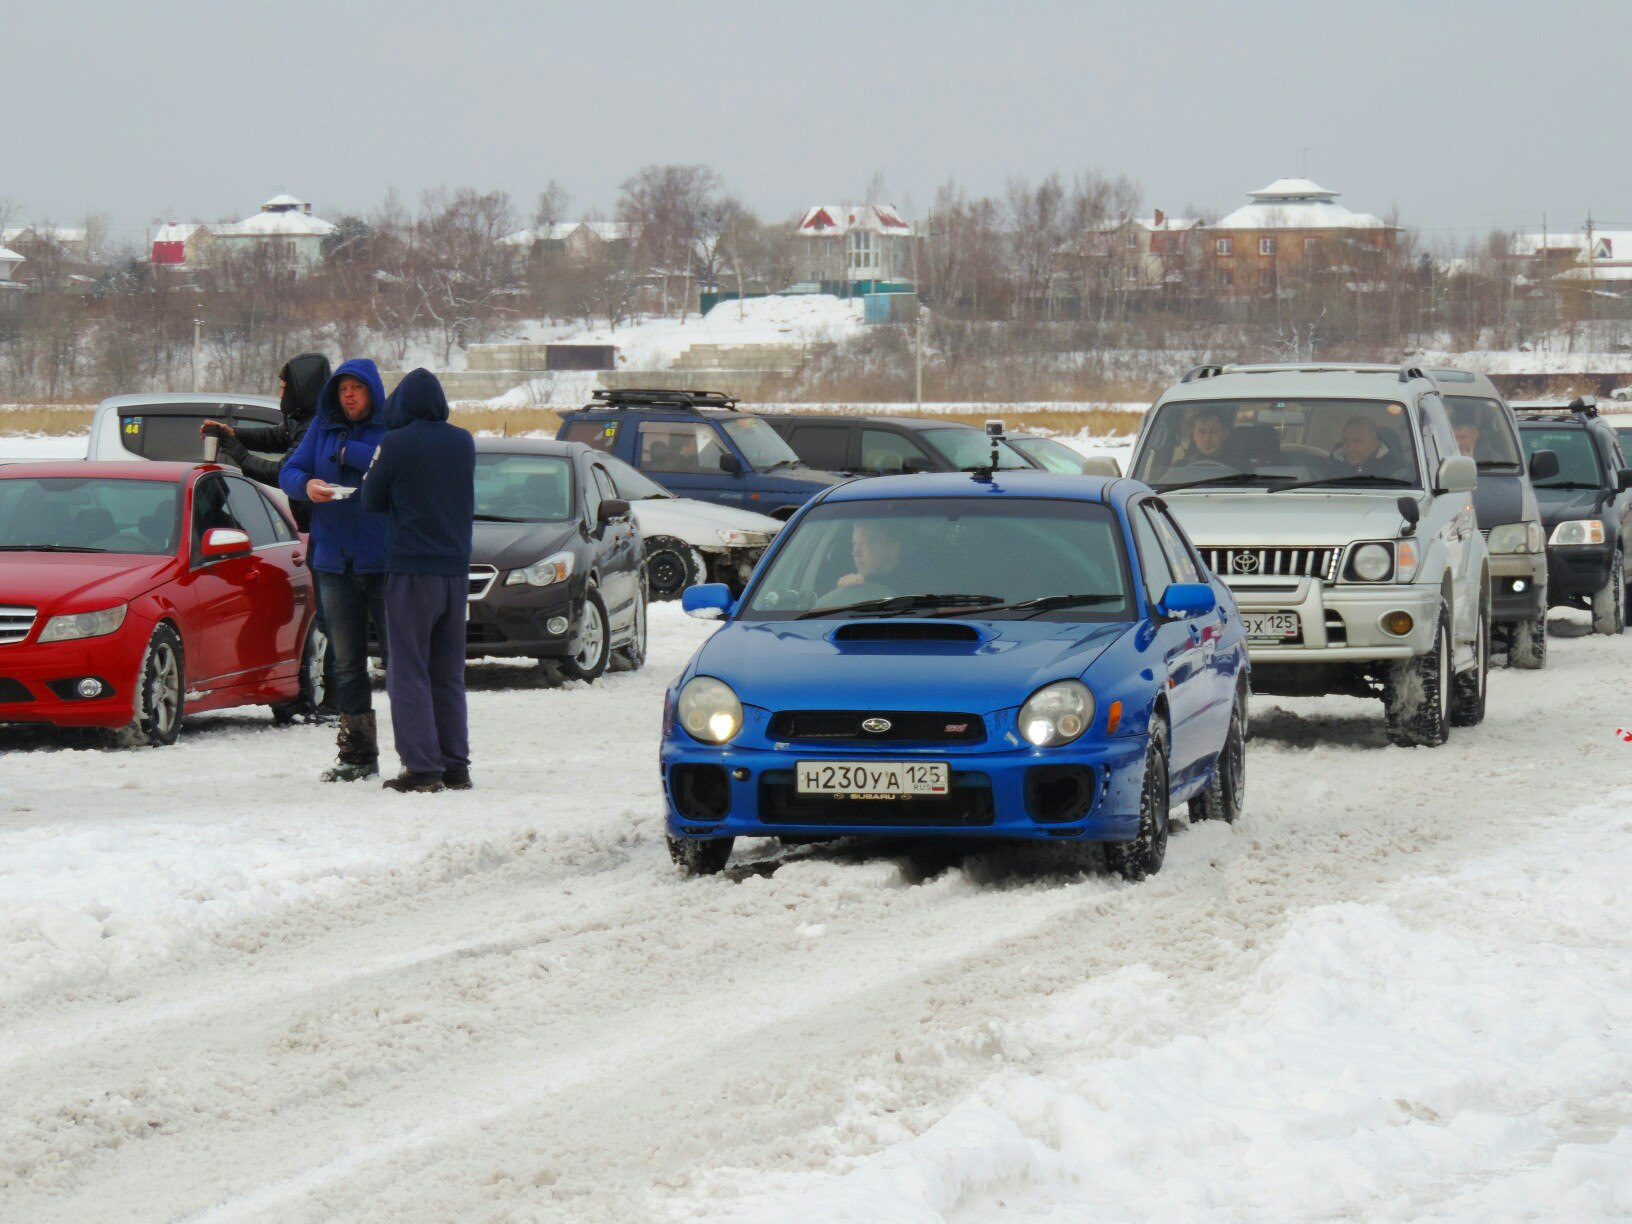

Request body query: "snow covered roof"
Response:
[1514, 230, 1632, 262]
[215, 209, 335, 238]
[2, 226, 88, 245]
[499, 220, 632, 247]
[0, 245, 22, 263]
[797, 205, 913, 237]
[262, 193, 306, 210]
[1130, 215, 1199, 232]
[152, 222, 204, 244]
[1215, 179, 1387, 231]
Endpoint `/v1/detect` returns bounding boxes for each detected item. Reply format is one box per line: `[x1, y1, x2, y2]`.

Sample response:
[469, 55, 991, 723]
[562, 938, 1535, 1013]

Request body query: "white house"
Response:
[794, 204, 916, 289]
[0, 244, 23, 284]
[499, 220, 632, 263]
[208, 194, 336, 272]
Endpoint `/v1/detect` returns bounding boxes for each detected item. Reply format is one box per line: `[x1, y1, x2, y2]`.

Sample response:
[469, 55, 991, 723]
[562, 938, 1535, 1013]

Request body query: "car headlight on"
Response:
[504, 551, 574, 587]
[716, 528, 770, 547]
[677, 676, 743, 744]
[1018, 680, 1095, 747]
[1487, 522, 1545, 554]
[38, 604, 128, 643]
[1549, 519, 1605, 546]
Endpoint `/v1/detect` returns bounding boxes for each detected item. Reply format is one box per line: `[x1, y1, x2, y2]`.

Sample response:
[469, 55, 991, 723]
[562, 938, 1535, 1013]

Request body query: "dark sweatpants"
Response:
[383, 573, 470, 775]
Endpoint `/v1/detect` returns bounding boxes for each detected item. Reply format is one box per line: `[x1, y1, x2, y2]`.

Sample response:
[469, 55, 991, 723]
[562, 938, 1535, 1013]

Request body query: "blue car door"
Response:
[1130, 503, 1214, 779]
[1150, 504, 1234, 737]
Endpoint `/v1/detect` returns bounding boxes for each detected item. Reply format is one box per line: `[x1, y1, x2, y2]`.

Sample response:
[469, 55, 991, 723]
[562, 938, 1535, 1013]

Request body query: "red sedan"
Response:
[0, 462, 321, 745]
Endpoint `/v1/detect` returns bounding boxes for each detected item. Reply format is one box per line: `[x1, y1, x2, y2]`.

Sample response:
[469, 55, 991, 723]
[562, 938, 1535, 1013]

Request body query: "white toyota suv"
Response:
[1129, 363, 1491, 747]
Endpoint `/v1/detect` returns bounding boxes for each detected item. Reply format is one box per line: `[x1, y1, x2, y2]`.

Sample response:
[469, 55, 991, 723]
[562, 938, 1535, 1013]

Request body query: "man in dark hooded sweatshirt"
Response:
[362, 368, 476, 793]
[202, 353, 331, 531]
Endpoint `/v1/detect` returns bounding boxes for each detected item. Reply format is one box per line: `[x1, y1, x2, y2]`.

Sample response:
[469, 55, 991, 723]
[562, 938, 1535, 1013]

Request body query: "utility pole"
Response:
[192, 317, 202, 391]
[912, 221, 926, 411]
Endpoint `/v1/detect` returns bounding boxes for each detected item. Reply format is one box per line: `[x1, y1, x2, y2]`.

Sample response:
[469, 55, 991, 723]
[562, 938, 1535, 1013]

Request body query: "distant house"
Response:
[207, 193, 336, 272]
[2, 226, 90, 260]
[794, 204, 916, 293]
[1515, 228, 1632, 288]
[1066, 210, 1204, 298]
[0, 244, 22, 285]
[1205, 178, 1396, 296]
[500, 221, 632, 263]
[150, 222, 209, 268]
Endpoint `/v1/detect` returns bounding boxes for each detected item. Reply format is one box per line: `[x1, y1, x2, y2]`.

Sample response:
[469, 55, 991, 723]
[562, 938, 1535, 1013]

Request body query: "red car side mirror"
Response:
[199, 526, 252, 559]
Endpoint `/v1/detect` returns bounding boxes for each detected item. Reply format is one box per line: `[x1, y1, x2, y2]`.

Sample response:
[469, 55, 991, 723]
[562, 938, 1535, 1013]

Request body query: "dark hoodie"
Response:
[361, 368, 475, 577]
[280, 358, 391, 574]
[223, 352, 331, 526]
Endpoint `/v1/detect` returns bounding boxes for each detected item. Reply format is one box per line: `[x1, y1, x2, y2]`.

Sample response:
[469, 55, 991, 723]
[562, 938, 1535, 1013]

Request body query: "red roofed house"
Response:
[151, 222, 209, 268]
[794, 204, 916, 293]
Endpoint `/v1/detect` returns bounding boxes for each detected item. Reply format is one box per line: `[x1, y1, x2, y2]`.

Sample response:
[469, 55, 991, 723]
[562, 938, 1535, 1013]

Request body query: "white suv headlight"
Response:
[38, 604, 128, 643]
[1351, 542, 1393, 582]
[1487, 522, 1544, 554]
[677, 676, 743, 744]
[504, 551, 574, 587]
[1018, 680, 1095, 747]
[1549, 519, 1605, 546]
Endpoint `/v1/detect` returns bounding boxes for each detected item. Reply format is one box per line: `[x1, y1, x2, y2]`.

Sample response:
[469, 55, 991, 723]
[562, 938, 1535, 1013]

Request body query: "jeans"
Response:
[315, 567, 387, 716]
[383, 573, 470, 774]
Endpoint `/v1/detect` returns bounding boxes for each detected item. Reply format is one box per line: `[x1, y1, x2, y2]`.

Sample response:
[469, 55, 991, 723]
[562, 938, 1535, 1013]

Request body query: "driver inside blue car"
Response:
[835, 520, 903, 593]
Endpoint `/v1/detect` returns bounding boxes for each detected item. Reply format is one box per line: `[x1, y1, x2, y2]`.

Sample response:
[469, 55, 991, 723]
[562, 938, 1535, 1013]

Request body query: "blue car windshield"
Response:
[741, 497, 1134, 621]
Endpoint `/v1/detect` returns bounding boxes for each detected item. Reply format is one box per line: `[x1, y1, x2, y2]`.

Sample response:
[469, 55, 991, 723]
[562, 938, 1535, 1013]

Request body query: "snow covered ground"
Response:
[3, 593, 1631, 1220]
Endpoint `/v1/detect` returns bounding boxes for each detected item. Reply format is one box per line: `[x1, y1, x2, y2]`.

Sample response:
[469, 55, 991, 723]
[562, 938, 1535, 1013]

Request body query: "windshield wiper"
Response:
[473, 513, 549, 523]
[0, 544, 111, 552]
[928, 593, 1124, 618]
[1476, 460, 1522, 471]
[764, 458, 800, 471]
[1155, 471, 1289, 492]
[1537, 481, 1602, 490]
[1267, 474, 1415, 492]
[794, 593, 1003, 620]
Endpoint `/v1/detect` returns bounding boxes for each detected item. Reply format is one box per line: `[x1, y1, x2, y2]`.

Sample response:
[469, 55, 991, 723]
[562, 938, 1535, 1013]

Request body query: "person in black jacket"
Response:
[201, 352, 331, 531]
[361, 368, 476, 793]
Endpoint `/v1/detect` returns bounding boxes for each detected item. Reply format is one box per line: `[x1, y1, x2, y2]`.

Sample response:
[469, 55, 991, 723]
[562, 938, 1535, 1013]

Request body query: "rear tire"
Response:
[668, 835, 733, 876]
[1508, 614, 1547, 670]
[117, 624, 184, 748]
[1188, 701, 1245, 824]
[1591, 549, 1625, 635]
[1449, 594, 1489, 728]
[1105, 718, 1169, 882]
[1384, 604, 1451, 747]
[273, 620, 328, 725]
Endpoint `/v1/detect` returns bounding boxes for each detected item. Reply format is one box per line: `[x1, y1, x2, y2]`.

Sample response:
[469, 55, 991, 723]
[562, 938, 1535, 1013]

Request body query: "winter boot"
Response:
[442, 766, 473, 791]
[383, 770, 446, 793]
[322, 711, 380, 782]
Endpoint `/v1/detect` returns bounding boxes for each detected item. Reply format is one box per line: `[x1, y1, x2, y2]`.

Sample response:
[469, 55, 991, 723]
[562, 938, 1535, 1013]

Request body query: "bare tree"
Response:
[617, 163, 722, 321]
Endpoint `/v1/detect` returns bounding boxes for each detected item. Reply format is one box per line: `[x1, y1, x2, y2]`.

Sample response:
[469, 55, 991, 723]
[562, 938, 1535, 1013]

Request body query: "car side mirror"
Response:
[199, 526, 252, 559]
[1080, 457, 1122, 478]
[1528, 449, 1560, 481]
[596, 497, 630, 526]
[719, 453, 744, 476]
[1157, 581, 1216, 619]
[1397, 496, 1421, 536]
[1435, 455, 1478, 494]
[681, 582, 734, 620]
[1618, 468, 1632, 491]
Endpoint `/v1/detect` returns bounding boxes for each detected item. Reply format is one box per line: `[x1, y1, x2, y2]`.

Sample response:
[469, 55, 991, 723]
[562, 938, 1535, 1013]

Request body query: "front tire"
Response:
[1188, 700, 1245, 824]
[556, 585, 610, 683]
[1384, 605, 1451, 747]
[1591, 549, 1625, 635]
[117, 623, 184, 748]
[1508, 613, 1547, 670]
[644, 537, 704, 601]
[1449, 594, 1489, 727]
[1105, 717, 1169, 881]
[668, 835, 733, 876]
[609, 582, 648, 673]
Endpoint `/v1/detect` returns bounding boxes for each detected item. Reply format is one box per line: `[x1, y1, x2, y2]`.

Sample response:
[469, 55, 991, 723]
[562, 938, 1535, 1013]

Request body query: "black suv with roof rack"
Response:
[555, 389, 844, 519]
[1513, 396, 1632, 635]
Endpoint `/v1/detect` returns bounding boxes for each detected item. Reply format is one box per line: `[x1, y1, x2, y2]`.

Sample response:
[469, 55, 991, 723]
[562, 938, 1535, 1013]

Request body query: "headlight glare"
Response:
[504, 550, 574, 587]
[677, 676, 743, 744]
[1549, 519, 1605, 546]
[38, 604, 128, 643]
[1018, 680, 1095, 747]
[1352, 542, 1393, 582]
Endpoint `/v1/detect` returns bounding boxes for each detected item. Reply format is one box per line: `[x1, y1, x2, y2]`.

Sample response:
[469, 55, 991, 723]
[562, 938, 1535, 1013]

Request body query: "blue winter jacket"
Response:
[280, 357, 390, 575]
[361, 368, 475, 577]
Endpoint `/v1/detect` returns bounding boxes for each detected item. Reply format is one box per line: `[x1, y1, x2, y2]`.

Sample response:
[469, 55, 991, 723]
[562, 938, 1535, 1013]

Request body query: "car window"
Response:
[1519, 427, 1604, 487]
[1444, 395, 1523, 468]
[789, 425, 852, 471]
[920, 428, 1030, 471]
[474, 453, 575, 520]
[562, 419, 618, 452]
[581, 457, 603, 522]
[1149, 507, 1203, 582]
[592, 465, 618, 504]
[0, 476, 180, 554]
[640, 421, 724, 474]
[599, 452, 671, 499]
[1131, 505, 1174, 605]
[721, 416, 801, 469]
[116, 405, 281, 462]
[1013, 436, 1086, 474]
[860, 429, 932, 474]
[264, 494, 296, 542]
[191, 473, 243, 549]
[224, 476, 277, 547]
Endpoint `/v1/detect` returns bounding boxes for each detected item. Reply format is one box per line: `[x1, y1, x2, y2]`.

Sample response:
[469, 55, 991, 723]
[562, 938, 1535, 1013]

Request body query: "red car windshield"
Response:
[0, 477, 181, 554]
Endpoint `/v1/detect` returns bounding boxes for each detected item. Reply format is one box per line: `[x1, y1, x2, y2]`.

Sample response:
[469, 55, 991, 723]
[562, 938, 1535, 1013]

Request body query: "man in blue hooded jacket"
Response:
[362, 368, 476, 792]
[282, 358, 391, 781]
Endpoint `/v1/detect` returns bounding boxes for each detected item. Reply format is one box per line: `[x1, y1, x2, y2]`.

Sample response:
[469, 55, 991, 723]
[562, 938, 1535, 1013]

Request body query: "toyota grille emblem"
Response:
[861, 717, 892, 734]
[1231, 551, 1259, 574]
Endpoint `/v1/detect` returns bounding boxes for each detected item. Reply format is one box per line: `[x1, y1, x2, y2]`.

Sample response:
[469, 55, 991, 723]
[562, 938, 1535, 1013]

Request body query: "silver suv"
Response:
[1130, 363, 1491, 747]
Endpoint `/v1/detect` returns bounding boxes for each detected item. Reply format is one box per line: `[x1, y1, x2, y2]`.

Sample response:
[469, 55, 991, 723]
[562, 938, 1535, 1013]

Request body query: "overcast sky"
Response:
[5, 0, 1630, 250]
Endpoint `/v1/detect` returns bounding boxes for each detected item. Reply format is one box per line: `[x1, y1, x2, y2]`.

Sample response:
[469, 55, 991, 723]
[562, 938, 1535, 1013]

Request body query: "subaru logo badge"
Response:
[861, 717, 892, 734]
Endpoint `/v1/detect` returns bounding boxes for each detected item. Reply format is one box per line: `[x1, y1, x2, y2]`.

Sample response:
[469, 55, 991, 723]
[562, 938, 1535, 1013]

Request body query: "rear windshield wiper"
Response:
[1155, 471, 1288, 492]
[1267, 474, 1415, 492]
[929, 593, 1124, 618]
[795, 593, 1003, 620]
[0, 544, 111, 552]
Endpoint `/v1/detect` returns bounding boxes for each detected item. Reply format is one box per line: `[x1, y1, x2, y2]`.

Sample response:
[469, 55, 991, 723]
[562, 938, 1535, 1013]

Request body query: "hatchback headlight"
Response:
[38, 604, 128, 643]
[1487, 522, 1544, 554]
[677, 676, 743, 744]
[1549, 519, 1605, 546]
[504, 551, 574, 587]
[1018, 680, 1095, 747]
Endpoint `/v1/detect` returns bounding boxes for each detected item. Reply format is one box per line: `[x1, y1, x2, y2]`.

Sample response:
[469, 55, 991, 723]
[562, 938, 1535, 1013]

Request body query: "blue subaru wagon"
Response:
[662, 470, 1250, 880]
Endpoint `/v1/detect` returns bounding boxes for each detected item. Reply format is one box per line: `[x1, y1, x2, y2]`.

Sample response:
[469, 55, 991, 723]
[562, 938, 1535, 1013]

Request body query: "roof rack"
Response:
[1184, 362, 1429, 383]
[1513, 396, 1598, 420]
[1179, 364, 1227, 382]
[586, 388, 741, 413]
